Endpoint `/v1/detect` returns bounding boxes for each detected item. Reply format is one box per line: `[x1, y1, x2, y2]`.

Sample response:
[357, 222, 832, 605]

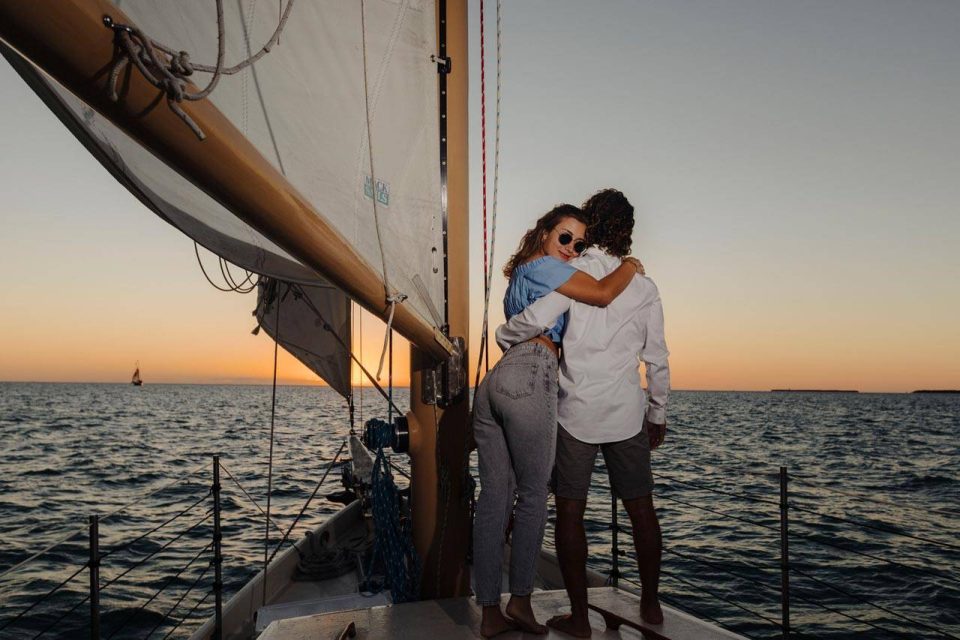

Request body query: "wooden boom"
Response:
[0, 0, 451, 362]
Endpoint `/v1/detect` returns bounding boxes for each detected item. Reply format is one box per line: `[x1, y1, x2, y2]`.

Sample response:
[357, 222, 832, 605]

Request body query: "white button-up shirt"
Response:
[495, 248, 670, 444]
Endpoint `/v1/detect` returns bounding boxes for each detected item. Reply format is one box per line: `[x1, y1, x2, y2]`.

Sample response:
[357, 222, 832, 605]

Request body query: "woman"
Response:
[472, 204, 642, 637]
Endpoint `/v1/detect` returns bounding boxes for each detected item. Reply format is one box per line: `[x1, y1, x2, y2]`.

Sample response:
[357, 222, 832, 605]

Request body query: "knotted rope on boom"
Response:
[102, 0, 297, 140]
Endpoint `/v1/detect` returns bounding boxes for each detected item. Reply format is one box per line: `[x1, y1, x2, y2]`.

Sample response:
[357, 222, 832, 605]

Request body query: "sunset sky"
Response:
[1, 0, 958, 392]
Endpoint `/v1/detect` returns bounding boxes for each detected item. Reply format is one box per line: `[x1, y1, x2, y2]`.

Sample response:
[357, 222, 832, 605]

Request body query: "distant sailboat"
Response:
[131, 363, 142, 387]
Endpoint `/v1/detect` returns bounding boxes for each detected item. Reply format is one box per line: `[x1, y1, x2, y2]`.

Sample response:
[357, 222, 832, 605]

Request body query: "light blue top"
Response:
[503, 256, 577, 343]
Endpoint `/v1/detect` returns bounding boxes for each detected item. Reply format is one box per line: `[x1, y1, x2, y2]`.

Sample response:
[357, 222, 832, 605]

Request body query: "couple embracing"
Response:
[472, 189, 671, 638]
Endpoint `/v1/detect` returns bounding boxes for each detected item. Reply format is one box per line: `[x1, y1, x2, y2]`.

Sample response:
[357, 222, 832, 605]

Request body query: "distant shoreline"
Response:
[770, 389, 859, 393]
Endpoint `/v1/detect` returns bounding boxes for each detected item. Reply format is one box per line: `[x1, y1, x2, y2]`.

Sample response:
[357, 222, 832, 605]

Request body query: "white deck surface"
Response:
[259, 587, 747, 639]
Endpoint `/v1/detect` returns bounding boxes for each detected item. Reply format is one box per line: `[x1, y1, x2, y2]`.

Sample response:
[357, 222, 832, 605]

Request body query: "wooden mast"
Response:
[408, 0, 471, 599]
[0, 0, 473, 601]
[0, 0, 450, 362]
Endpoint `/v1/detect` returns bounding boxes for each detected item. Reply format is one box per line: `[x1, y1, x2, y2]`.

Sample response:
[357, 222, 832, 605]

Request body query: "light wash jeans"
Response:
[472, 341, 558, 605]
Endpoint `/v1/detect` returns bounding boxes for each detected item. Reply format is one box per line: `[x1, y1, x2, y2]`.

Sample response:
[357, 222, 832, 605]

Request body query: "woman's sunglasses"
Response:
[558, 232, 588, 255]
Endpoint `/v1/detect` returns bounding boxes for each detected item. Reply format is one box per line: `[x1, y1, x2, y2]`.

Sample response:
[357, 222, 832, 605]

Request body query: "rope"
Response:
[103, 0, 297, 139]
[262, 285, 281, 606]
[366, 445, 421, 602]
[358, 0, 411, 348]
[265, 441, 348, 567]
[292, 284, 403, 417]
[194, 242, 259, 293]
[474, 0, 502, 389]
[218, 461, 286, 537]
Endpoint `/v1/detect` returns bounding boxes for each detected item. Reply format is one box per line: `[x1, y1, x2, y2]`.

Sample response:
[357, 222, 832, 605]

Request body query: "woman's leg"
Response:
[472, 375, 517, 636]
[492, 348, 558, 633]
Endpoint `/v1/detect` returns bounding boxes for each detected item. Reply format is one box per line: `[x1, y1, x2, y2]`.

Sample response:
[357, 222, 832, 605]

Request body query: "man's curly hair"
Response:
[583, 188, 634, 258]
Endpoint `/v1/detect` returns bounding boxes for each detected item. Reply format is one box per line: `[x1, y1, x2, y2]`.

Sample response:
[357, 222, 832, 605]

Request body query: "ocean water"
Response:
[0, 384, 957, 639]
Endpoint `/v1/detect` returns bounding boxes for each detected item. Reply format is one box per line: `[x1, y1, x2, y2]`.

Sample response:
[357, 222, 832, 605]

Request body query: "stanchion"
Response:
[88, 515, 100, 640]
[213, 456, 223, 640]
[779, 466, 790, 640]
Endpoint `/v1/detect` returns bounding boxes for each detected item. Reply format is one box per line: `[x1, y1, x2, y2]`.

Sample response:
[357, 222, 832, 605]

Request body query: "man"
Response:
[495, 188, 670, 636]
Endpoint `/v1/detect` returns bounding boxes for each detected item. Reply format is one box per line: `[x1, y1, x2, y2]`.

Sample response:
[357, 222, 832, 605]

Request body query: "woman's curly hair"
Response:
[503, 204, 589, 278]
[582, 188, 634, 258]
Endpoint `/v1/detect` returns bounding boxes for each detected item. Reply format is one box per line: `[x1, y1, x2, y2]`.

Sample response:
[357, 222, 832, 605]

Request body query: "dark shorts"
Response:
[553, 424, 654, 501]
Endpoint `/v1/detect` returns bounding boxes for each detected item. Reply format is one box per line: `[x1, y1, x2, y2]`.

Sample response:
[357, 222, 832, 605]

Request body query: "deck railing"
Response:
[0, 451, 348, 640]
[573, 464, 959, 640]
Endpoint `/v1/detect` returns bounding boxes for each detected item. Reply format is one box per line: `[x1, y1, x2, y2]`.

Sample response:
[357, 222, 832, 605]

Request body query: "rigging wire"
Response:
[291, 285, 402, 416]
[474, 0, 502, 390]
[264, 441, 347, 566]
[262, 282, 282, 607]
[218, 461, 286, 537]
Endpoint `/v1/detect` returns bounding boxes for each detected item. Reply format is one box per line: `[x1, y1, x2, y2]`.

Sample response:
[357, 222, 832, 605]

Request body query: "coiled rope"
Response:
[103, 0, 297, 139]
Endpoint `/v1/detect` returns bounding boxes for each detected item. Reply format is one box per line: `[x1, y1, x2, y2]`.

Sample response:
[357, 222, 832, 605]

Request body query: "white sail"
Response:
[254, 278, 352, 398]
[1, 0, 445, 328]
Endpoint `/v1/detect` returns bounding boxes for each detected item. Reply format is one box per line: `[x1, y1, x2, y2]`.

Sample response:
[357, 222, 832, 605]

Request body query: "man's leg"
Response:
[547, 426, 597, 638]
[621, 495, 663, 624]
[602, 429, 662, 624]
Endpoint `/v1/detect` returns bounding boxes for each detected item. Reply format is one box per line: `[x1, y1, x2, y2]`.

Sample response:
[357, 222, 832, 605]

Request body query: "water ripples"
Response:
[0, 385, 957, 639]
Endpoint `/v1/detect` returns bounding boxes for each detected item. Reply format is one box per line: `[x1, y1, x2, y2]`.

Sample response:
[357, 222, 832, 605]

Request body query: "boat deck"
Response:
[258, 586, 746, 639]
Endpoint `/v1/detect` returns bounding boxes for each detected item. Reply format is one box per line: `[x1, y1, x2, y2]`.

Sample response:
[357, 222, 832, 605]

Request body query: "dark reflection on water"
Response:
[0, 385, 957, 639]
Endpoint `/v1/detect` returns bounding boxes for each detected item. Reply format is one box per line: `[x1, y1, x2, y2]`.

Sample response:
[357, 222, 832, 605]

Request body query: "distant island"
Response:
[770, 389, 859, 393]
[912, 390, 960, 394]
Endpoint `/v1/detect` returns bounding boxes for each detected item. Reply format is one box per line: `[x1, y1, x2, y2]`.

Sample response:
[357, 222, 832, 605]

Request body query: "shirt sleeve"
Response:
[495, 291, 573, 351]
[526, 257, 577, 292]
[641, 285, 671, 424]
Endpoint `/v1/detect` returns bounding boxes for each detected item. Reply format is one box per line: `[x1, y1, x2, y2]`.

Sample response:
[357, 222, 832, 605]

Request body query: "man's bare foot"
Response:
[480, 606, 518, 638]
[505, 596, 547, 635]
[640, 597, 663, 625]
[546, 614, 592, 638]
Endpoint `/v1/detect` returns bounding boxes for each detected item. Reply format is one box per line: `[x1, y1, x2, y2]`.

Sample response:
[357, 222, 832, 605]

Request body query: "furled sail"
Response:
[0, 0, 446, 329]
[254, 278, 352, 399]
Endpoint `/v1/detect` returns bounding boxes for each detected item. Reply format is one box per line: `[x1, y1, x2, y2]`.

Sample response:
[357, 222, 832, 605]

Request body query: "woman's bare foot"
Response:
[640, 596, 663, 624]
[546, 613, 592, 638]
[505, 595, 548, 635]
[480, 605, 518, 638]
